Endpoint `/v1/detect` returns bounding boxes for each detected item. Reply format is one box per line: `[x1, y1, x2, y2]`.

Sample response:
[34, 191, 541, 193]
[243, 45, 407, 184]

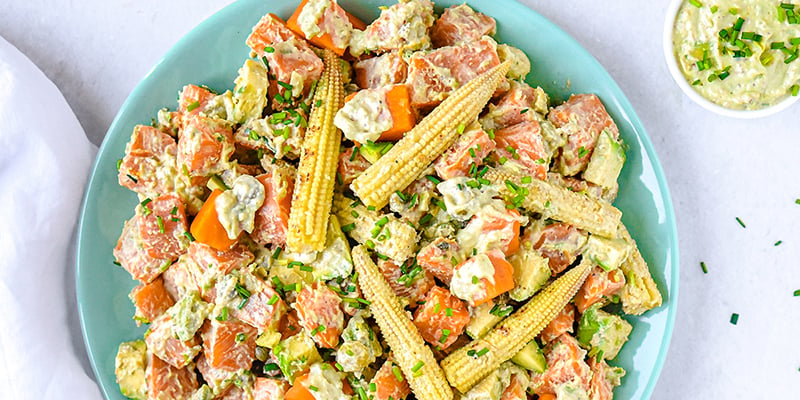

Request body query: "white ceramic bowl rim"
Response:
[663, 0, 799, 119]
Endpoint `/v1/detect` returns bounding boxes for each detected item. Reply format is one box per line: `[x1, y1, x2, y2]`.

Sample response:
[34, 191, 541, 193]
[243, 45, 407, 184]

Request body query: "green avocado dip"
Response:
[673, 0, 800, 110]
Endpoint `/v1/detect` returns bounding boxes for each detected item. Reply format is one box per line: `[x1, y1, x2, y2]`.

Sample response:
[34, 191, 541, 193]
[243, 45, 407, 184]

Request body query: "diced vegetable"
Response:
[574, 267, 625, 313]
[507, 245, 550, 302]
[273, 332, 322, 383]
[510, 339, 547, 373]
[190, 189, 239, 251]
[576, 305, 632, 361]
[115, 340, 148, 400]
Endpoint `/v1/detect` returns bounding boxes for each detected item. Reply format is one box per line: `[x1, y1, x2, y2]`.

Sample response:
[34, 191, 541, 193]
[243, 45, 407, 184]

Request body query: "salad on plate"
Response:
[110, 1, 663, 399]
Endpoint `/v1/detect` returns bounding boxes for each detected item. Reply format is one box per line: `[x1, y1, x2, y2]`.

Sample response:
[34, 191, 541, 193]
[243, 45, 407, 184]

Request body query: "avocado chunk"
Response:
[168, 290, 211, 342]
[511, 338, 548, 373]
[584, 235, 630, 271]
[273, 333, 322, 382]
[508, 247, 551, 302]
[115, 339, 148, 400]
[584, 129, 625, 189]
[466, 301, 507, 339]
[577, 305, 632, 361]
[358, 141, 393, 164]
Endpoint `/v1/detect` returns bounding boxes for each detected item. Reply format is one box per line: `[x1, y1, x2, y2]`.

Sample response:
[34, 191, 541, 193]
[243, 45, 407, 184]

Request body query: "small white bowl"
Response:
[663, 0, 799, 118]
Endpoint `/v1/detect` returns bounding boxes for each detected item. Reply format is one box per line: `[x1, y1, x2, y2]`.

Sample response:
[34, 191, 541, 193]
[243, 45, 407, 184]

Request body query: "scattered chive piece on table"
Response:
[700, 261, 708, 274]
[735, 217, 746, 228]
[730, 313, 739, 325]
[775, 240, 783, 246]
[793, 289, 800, 297]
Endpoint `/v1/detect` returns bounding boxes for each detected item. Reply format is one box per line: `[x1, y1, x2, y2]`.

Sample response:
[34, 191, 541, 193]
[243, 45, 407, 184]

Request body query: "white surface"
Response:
[0, 37, 101, 399]
[2, 0, 799, 399]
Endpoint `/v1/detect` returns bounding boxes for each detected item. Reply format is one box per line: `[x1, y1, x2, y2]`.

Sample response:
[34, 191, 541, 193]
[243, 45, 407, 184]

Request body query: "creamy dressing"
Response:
[451, 253, 495, 303]
[215, 175, 265, 240]
[437, 177, 499, 221]
[673, 0, 800, 109]
[303, 363, 351, 400]
[297, 0, 332, 40]
[456, 200, 527, 255]
[334, 87, 393, 143]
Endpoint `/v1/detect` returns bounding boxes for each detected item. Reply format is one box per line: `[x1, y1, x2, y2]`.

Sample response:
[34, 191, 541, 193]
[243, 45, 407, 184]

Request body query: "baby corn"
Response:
[441, 258, 594, 393]
[485, 166, 622, 238]
[286, 50, 344, 252]
[351, 61, 511, 209]
[617, 224, 662, 315]
[352, 246, 453, 400]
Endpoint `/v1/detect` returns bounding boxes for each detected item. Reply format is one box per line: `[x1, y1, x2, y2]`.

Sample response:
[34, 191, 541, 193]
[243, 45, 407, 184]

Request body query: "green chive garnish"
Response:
[735, 217, 746, 228]
[700, 261, 708, 274]
[730, 313, 739, 325]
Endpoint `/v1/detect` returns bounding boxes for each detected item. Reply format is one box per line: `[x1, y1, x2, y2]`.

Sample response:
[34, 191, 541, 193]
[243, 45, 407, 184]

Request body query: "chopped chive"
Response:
[700, 261, 708, 274]
[392, 365, 404, 382]
[308, 385, 319, 392]
[792, 85, 799, 96]
[300, 265, 313, 272]
[711, 5, 718, 12]
[433, 302, 440, 313]
[457, 123, 466, 134]
[735, 217, 746, 228]
[369, 383, 377, 392]
[272, 247, 283, 259]
[186, 100, 200, 112]
[520, 108, 529, 114]
[264, 46, 275, 53]
[335, 362, 344, 371]
[116, 159, 122, 170]
[476, 348, 489, 357]
[426, 175, 442, 185]
[794, 289, 800, 296]
[775, 240, 783, 246]
[287, 261, 303, 269]
[126, 174, 138, 183]
[439, 329, 451, 344]
[183, 231, 195, 242]
[267, 294, 280, 306]
[395, 191, 408, 202]
[521, 176, 532, 184]
[445, 307, 453, 317]
[689, 0, 701, 7]
[472, 276, 479, 284]
[771, 41, 786, 49]
[156, 216, 165, 234]
[412, 361, 424, 372]
[216, 307, 228, 321]
[730, 313, 739, 325]
[342, 223, 356, 233]
[791, 37, 800, 45]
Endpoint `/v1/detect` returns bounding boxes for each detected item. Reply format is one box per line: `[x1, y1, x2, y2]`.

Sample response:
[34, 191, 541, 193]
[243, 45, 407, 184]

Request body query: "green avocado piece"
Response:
[273, 333, 322, 382]
[358, 141, 393, 164]
[576, 304, 632, 361]
[583, 129, 625, 189]
[115, 339, 148, 400]
[510, 339, 548, 373]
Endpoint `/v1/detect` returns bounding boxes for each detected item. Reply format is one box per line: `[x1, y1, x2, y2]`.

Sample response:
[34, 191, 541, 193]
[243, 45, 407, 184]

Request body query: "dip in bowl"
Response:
[664, 0, 800, 117]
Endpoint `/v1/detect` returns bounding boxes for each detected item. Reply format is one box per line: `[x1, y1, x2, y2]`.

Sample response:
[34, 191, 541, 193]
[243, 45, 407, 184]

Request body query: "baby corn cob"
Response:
[485, 166, 622, 238]
[333, 193, 418, 262]
[351, 61, 511, 209]
[441, 258, 594, 393]
[352, 246, 453, 400]
[617, 224, 662, 315]
[286, 50, 344, 252]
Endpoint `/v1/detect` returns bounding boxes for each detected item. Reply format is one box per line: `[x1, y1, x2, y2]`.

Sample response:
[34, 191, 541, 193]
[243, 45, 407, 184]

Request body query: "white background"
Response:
[2, 0, 799, 398]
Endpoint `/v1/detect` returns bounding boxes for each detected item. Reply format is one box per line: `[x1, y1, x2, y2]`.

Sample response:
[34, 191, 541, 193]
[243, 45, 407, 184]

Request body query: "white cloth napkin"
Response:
[0, 35, 102, 399]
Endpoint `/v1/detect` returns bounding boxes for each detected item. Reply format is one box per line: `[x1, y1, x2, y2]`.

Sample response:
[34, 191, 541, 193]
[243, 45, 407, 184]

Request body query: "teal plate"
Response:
[77, 0, 679, 398]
